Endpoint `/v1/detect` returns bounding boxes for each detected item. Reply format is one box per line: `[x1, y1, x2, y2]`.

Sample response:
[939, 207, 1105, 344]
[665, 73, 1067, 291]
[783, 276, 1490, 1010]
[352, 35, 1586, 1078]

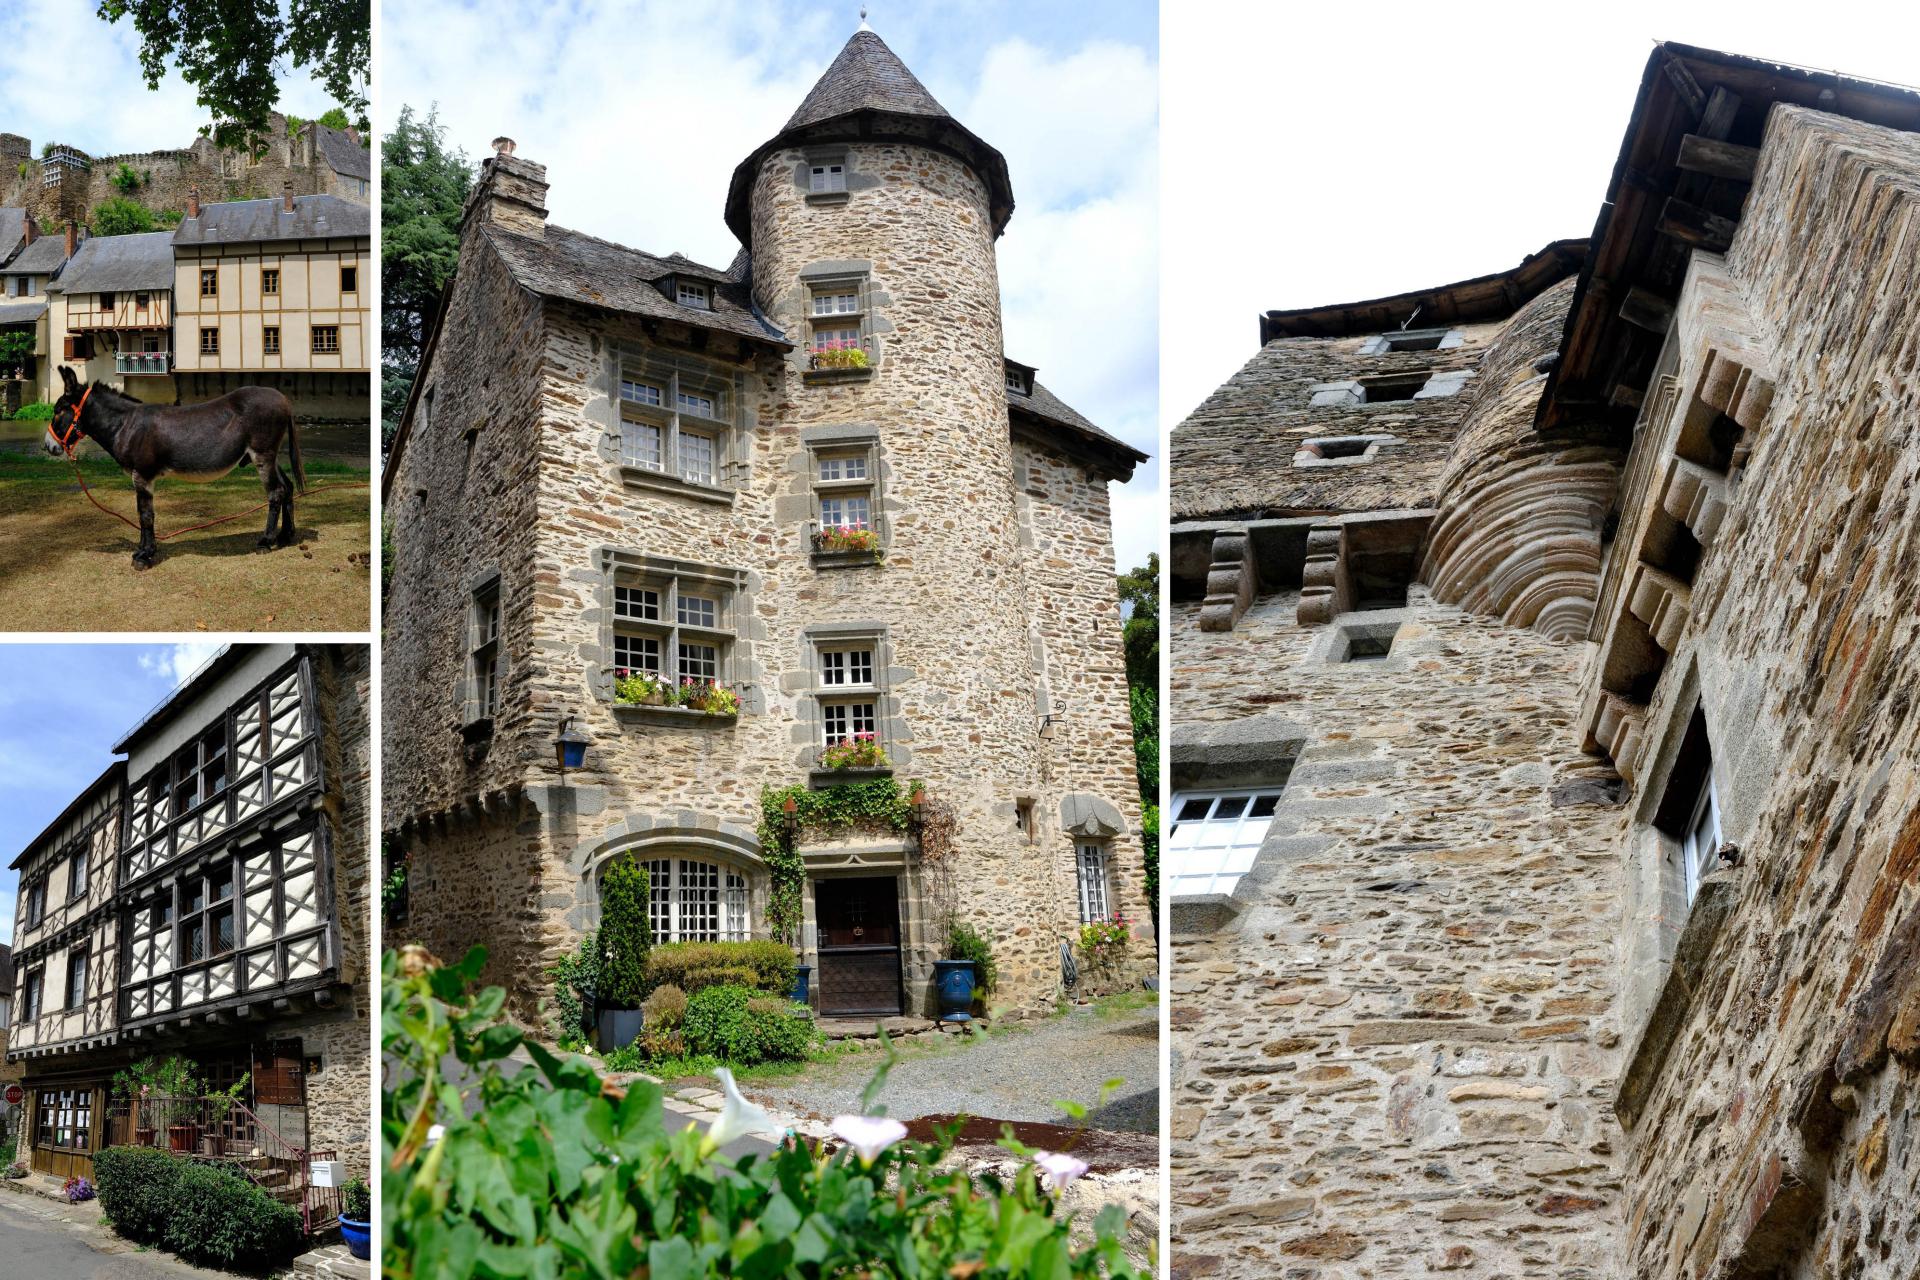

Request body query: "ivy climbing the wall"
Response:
[757, 777, 925, 941]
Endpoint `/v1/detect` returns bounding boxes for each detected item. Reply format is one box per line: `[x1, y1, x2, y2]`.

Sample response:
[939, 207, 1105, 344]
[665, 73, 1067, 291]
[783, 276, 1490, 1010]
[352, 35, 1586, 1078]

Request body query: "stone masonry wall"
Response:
[1169, 588, 1629, 1278]
[1609, 105, 1920, 1280]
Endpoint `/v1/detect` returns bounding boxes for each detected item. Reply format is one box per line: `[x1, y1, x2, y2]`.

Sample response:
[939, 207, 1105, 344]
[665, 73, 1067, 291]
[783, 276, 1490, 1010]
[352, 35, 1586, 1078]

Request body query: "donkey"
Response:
[47, 366, 304, 569]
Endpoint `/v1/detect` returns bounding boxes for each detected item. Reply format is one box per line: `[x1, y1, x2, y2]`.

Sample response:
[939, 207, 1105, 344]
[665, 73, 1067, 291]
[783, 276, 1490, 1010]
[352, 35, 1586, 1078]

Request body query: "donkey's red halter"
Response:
[51, 384, 92, 457]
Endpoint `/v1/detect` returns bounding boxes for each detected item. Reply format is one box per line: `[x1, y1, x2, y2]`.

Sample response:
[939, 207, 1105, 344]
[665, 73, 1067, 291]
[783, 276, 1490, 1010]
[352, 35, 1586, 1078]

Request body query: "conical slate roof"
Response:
[725, 28, 1014, 247]
[783, 30, 951, 132]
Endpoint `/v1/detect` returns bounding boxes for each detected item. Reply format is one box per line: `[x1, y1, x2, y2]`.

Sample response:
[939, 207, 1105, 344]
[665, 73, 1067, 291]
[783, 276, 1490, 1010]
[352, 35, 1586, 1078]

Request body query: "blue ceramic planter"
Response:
[791, 964, 812, 1006]
[340, 1215, 372, 1260]
[934, 959, 976, 1022]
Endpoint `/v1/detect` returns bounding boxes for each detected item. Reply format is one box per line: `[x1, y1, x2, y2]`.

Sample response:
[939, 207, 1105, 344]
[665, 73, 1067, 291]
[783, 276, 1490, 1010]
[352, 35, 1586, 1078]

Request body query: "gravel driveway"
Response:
[743, 998, 1160, 1137]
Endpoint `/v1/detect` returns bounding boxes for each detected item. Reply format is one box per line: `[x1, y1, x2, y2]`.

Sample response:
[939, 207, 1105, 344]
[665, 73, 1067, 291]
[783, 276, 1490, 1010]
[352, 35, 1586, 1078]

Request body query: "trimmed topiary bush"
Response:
[95, 1146, 180, 1245]
[682, 983, 817, 1064]
[644, 939, 796, 997]
[95, 1144, 303, 1271]
[598, 858, 651, 1009]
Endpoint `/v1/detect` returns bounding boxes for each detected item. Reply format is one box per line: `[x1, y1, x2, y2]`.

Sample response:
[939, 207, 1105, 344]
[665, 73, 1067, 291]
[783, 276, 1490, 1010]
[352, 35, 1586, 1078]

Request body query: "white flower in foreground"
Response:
[704, 1067, 782, 1152]
[830, 1114, 908, 1165]
[425, 1123, 446, 1147]
[1034, 1150, 1090, 1192]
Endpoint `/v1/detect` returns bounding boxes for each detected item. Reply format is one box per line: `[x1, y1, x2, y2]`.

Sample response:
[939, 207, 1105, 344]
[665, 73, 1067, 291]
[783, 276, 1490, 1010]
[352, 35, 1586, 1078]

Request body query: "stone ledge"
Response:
[808, 765, 893, 788]
[1615, 870, 1738, 1127]
[811, 548, 884, 570]
[804, 190, 851, 207]
[803, 366, 875, 387]
[610, 703, 738, 728]
[617, 466, 735, 506]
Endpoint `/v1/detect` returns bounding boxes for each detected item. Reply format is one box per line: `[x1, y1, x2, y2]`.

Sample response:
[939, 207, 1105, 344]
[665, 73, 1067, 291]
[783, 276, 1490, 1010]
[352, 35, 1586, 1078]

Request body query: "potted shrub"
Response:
[938, 922, 997, 1022]
[338, 1177, 372, 1260]
[809, 338, 870, 371]
[678, 680, 740, 715]
[820, 733, 888, 771]
[814, 525, 882, 555]
[200, 1073, 250, 1157]
[113, 1054, 195, 1150]
[594, 858, 651, 1052]
[613, 669, 668, 706]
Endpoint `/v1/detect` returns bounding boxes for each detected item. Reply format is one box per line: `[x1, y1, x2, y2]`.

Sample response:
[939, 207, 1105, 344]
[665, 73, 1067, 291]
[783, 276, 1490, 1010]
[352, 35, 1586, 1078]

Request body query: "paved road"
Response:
[0, 1190, 238, 1279]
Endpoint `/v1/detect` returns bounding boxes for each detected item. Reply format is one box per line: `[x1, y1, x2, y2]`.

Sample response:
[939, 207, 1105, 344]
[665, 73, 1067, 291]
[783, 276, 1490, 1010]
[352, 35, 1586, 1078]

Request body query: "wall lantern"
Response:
[554, 716, 590, 779]
[1036, 708, 1065, 739]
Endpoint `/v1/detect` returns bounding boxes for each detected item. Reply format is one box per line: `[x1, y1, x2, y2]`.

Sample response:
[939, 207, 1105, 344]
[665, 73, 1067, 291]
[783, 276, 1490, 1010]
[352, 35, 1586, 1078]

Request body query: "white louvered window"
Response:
[1167, 789, 1285, 899]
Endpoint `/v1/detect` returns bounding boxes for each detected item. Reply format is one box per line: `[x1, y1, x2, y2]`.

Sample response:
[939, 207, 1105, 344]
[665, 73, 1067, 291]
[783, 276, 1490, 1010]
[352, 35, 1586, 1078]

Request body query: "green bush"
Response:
[90, 196, 154, 237]
[10, 402, 55, 421]
[384, 946, 1141, 1278]
[682, 984, 817, 1064]
[948, 921, 999, 993]
[546, 928, 600, 1047]
[641, 983, 686, 1028]
[96, 1146, 301, 1271]
[644, 940, 795, 997]
[599, 859, 651, 1008]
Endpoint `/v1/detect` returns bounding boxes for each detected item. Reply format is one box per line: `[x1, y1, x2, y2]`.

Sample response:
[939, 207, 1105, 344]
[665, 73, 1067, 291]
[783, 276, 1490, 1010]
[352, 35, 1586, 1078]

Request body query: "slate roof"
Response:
[1009, 371, 1148, 474]
[784, 30, 952, 132]
[314, 125, 371, 181]
[0, 235, 70, 276]
[482, 223, 788, 346]
[0, 301, 48, 324]
[0, 209, 24, 262]
[172, 194, 370, 246]
[56, 232, 174, 294]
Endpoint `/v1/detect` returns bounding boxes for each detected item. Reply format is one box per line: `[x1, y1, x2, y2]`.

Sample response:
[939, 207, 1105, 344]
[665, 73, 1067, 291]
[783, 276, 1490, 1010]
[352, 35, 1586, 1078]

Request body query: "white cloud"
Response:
[0, 0, 339, 156]
[137, 642, 224, 688]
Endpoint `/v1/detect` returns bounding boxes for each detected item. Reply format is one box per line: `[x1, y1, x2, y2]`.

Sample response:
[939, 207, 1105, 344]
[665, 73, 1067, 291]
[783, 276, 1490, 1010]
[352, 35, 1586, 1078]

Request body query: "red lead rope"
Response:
[60, 452, 369, 542]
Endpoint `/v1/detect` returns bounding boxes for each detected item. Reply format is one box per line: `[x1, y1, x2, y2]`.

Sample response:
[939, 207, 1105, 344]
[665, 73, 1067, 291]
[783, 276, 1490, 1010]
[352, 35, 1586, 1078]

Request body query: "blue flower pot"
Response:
[934, 959, 976, 1022]
[339, 1215, 372, 1260]
[791, 964, 812, 1006]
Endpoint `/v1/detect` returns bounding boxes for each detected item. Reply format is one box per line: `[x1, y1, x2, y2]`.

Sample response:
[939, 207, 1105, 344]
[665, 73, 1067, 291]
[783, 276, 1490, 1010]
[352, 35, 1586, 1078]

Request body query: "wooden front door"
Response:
[28, 1083, 103, 1180]
[815, 877, 904, 1017]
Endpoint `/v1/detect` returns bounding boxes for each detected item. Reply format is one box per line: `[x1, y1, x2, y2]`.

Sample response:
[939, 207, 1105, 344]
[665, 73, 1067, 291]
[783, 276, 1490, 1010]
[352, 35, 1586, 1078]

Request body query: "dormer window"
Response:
[809, 162, 846, 194]
[675, 280, 710, 310]
[1006, 370, 1025, 394]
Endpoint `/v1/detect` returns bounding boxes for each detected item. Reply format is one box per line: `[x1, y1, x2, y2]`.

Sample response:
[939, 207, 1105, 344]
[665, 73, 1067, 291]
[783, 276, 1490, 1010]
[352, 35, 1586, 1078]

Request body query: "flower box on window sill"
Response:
[810, 526, 886, 569]
[618, 465, 734, 506]
[808, 764, 894, 789]
[802, 365, 875, 387]
[613, 702, 739, 728]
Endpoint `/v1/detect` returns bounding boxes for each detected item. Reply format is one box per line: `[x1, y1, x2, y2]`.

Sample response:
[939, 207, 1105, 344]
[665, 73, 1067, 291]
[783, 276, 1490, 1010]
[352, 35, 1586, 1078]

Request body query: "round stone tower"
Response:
[727, 29, 1076, 1005]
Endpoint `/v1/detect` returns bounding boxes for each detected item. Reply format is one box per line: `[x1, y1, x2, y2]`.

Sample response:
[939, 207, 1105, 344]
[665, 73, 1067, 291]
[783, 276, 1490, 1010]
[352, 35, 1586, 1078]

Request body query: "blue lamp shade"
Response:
[555, 718, 590, 770]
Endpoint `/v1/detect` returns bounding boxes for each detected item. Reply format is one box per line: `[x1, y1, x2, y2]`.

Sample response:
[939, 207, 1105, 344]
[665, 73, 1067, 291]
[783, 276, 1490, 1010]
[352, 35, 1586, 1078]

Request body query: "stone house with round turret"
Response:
[382, 27, 1150, 1025]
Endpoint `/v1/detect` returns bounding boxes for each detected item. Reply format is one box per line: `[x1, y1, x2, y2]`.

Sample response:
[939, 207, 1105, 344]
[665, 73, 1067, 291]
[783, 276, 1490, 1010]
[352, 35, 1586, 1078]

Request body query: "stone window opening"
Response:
[465, 579, 502, 728]
[1329, 617, 1403, 664]
[637, 856, 750, 943]
[1016, 798, 1036, 843]
[612, 357, 738, 499]
[809, 161, 847, 194]
[802, 625, 897, 771]
[1357, 371, 1430, 402]
[1293, 434, 1396, 468]
[1650, 705, 1729, 907]
[612, 571, 735, 690]
[1076, 840, 1114, 923]
[1358, 327, 1463, 356]
[64, 947, 87, 1010]
[1168, 788, 1284, 899]
[806, 434, 887, 563]
[807, 276, 870, 368]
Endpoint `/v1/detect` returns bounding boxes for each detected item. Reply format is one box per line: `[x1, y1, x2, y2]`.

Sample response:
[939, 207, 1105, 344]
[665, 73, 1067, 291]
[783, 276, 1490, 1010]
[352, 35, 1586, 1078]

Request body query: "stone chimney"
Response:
[461, 136, 548, 239]
[64, 220, 76, 257]
[23, 216, 36, 246]
[187, 186, 201, 219]
[345, 125, 360, 146]
[283, 181, 295, 213]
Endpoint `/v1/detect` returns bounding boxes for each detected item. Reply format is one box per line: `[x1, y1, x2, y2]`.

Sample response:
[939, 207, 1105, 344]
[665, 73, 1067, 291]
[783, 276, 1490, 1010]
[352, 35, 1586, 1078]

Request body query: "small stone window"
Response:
[1293, 434, 1395, 468]
[613, 357, 737, 499]
[808, 279, 868, 368]
[1358, 371, 1430, 402]
[611, 566, 736, 690]
[1076, 840, 1114, 923]
[1168, 790, 1282, 898]
[804, 150, 852, 205]
[803, 624, 896, 770]
[805, 431, 885, 564]
[1359, 327, 1462, 355]
[1015, 798, 1036, 843]
[809, 162, 846, 194]
[466, 579, 502, 727]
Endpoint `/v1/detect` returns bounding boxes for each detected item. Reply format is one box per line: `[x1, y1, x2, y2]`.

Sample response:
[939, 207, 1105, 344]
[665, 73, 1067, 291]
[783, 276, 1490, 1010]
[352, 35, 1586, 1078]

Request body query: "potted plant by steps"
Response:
[199, 1073, 250, 1157]
[594, 857, 651, 1052]
[790, 960, 812, 1006]
[112, 1053, 196, 1152]
[339, 1177, 372, 1260]
[937, 921, 998, 1022]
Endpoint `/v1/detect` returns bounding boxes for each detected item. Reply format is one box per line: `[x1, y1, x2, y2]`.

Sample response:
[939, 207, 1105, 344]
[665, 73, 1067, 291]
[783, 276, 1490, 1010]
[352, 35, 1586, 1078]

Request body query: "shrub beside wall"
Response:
[644, 940, 797, 997]
[95, 1146, 304, 1271]
[682, 983, 817, 1064]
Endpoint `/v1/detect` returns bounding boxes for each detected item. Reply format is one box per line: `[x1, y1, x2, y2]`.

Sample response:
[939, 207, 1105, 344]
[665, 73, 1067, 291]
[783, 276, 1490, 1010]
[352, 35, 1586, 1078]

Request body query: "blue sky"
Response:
[383, 0, 1161, 571]
[0, 643, 221, 934]
[0, 0, 343, 155]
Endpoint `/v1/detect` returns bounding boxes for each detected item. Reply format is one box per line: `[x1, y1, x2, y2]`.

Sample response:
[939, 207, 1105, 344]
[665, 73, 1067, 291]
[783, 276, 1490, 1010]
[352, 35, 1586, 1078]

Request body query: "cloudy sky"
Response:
[0, 0, 343, 154]
[1163, 1, 1920, 426]
[383, 0, 1160, 571]
[0, 643, 221, 934]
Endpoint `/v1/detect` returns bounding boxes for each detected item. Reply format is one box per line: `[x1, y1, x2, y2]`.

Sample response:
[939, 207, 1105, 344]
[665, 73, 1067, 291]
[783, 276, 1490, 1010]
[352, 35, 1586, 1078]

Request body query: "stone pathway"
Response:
[0, 1180, 246, 1278]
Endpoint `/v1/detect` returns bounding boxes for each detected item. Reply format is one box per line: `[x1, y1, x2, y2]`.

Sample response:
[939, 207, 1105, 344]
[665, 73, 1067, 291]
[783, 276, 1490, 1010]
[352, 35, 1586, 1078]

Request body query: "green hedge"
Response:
[644, 940, 796, 997]
[682, 983, 817, 1064]
[599, 858, 651, 1007]
[9, 402, 54, 421]
[95, 1145, 304, 1271]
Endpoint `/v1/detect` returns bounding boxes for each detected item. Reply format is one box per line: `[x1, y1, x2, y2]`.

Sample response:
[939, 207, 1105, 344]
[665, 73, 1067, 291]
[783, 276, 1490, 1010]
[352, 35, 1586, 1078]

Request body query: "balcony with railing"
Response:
[104, 1094, 341, 1233]
[116, 351, 171, 376]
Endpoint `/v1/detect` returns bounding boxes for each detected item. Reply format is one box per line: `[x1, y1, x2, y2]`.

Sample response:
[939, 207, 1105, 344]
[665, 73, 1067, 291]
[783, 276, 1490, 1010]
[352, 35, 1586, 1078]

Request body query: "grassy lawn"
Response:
[0, 451, 372, 631]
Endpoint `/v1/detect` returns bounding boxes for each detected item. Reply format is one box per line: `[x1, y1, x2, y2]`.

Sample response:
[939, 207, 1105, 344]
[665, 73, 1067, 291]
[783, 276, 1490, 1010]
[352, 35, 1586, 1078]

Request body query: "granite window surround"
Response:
[1293, 433, 1401, 468]
[590, 548, 763, 724]
[596, 347, 748, 505]
[790, 146, 877, 207]
[1076, 839, 1114, 923]
[1307, 369, 1472, 407]
[1305, 609, 1413, 667]
[789, 424, 894, 568]
[463, 569, 503, 735]
[1166, 716, 1308, 933]
[786, 260, 893, 383]
[1357, 326, 1465, 355]
[788, 621, 911, 777]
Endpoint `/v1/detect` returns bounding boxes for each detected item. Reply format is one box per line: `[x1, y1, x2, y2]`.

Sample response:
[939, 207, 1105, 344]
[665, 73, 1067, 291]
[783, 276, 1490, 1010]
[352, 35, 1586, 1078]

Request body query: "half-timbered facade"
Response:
[5, 644, 372, 1188]
[0, 214, 70, 415]
[45, 228, 177, 406]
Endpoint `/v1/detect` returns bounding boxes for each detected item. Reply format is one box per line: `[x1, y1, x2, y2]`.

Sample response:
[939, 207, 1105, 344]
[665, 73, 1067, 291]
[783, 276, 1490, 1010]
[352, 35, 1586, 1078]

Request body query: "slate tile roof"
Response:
[314, 125, 371, 181]
[56, 232, 174, 294]
[784, 30, 952, 132]
[172, 194, 371, 246]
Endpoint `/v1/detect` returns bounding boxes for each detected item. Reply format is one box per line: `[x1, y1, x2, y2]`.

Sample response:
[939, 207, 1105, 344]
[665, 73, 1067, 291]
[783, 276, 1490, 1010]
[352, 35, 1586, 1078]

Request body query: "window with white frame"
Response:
[66, 843, 88, 903]
[811, 632, 885, 757]
[1167, 789, 1285, 898]
[615, 361, 733, 492]
[612, 570, 734, 690]
[808, 440, 882, 551]
[468, 581, 501, 723]
[674, 279, 710, 310]
[20, 968, 43, 1022]
[809, 161, 846, 193]
[807, 278, 868, 360]
[1681, 773, 1722, 905]
[638, 857, 750, 942]
[1076, 841, 1113, 923]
